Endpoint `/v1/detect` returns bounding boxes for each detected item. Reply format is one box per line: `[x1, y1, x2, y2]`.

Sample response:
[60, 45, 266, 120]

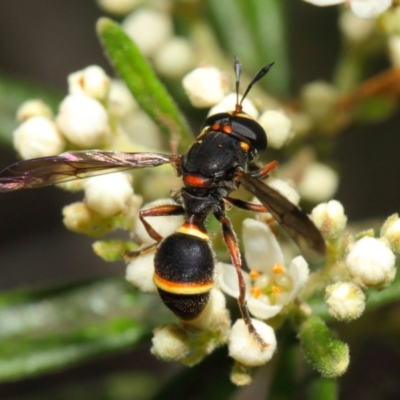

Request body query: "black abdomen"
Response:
[154, 232, 214, 320]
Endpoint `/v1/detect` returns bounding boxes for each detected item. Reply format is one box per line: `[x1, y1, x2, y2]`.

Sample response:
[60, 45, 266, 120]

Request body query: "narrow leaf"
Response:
[96, 18, 193, 148]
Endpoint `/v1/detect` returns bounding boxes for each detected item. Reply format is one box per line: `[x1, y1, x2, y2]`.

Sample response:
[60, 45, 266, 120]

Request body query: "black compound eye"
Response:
[201, 112, 267, 154]
[230, 116, 267, 153]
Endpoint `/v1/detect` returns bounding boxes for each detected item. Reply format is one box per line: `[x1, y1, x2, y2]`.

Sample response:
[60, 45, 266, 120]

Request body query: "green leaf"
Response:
[207, 0, 290, 95]
[0, 278, 172, 382]
[96, 18, 193, 149]
[308, 377, 338, 400]
[298, 315, 349, 379]
[0, 75, 61, 147]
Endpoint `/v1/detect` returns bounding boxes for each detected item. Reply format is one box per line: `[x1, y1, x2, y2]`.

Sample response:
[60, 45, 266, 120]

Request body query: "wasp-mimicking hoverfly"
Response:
[0, 57, 326, 346]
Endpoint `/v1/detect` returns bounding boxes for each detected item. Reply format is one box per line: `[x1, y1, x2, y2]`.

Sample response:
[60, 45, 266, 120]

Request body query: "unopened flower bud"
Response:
[109, 79, 139, 118]
[122, 8, 173, 57]
[153, 37, 195, 79]
[298, 162, 339, 203]
[325, 282, 366, 322]
[228, 319, 277, 367]
[258, 109, 293, 149]
[84, 172, 133, 217]
[13, 116, 65, 159]
[96, 0, 141, 15]
[311, 200, 347, 240]
[301, 81, 338, 124]
[209, 93, 258, 119]
[63, 201, 114, 237]
[16, 99, 53, 122]
[151, 324, 190, 361]
[56, 94, 109, 147]
[388, 35, 400, 67]
[68, 65, 110, 100]
[346, 237, 396, 288]
[381, 214, 400, 253]
[267, 178, 300, 206]
[182, 67, 228, 108]
[339, 9, 375, 43]
[126, 251, 157, 293]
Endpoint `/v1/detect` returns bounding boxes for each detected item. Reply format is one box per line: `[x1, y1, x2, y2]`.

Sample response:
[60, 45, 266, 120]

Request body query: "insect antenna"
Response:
[233, 56, 274, 113]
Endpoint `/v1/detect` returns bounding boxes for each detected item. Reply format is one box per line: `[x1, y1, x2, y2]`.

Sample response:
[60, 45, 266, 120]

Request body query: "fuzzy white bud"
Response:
[339, 9, 375, 43]
[153, 37, 195, 79]
[16, 99, 53, 122]
[301, 81, 338, 123]
[126, 251, 157, 293]
[388, 35, 400, 67]
[13, 116, 65, 159]
[184, 289, 230, 336]
[122, 8, 173, 57]
[56, 94, 109, 147]
[151, 324, 190, 361]
[96, 0, 142, 15]
[228, 319, 277, 367]
[260, 178, 300, 206]
[182, 66, 229, 108]
[208, 93, 259, 119]
[258, 109, 293, 149]
[346, 237, 396, 288]
[325, 282, 366, 322]
[108, 79, 139, 118]
[311, 200, 347, 240]
[381, 214, 400, 254]
[68, 65, 110, 100]
[84, 173, 133, 217]
[298, 162, 339, 203]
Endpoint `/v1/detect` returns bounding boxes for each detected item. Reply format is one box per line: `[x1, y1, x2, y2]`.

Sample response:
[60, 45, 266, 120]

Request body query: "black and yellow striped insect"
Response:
[0, 58, 326, 346]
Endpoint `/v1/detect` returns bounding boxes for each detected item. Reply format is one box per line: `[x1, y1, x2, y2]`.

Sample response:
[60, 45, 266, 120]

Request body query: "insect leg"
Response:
[250, 160, 279, 179]
[225, 196, 268, 213]
[214, 207, 267, 348]
[125, 204, 185, 259]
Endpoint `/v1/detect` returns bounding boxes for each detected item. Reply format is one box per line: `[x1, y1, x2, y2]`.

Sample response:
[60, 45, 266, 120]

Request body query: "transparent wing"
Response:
[237, 170, 326, 264]
[0, 150, 177, 192]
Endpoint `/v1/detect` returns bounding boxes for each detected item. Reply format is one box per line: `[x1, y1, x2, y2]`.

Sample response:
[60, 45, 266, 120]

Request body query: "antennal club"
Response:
[233, 55, 242, 109]
[233, 57, 274, 113]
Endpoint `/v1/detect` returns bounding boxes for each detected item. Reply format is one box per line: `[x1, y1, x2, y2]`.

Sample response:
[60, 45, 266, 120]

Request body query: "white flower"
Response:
[218, 219, 310, 320]
[13, 116, 65, 159]
[325, 281, 366, 321]
[381, 214, 400, 253]
[151, 324, 190, 361]
[16, 99, 53, 122]
[303, 0, 392, 19]
[83, 172, 134, 217]
[208, 93, 259, 119]
[388, 35, 400, 67]
[182, 66, 229, 108]
[228, 319, 277, 367]
[96, 0, 142, 15]
[108, 79, 139, 118]
[258, 109, 293, 149]
[346, 236, 396, 288]
[122, 8, 173, 57]
[297, 162, 339, 203]
[153, 37, 195, 79]
[310, 200, 347, 240]
[56, 94, 109, 147]
[68, 65, 110, 100]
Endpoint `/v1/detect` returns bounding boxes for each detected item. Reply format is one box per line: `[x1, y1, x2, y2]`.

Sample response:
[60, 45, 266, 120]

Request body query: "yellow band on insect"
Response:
[154, 274, 213, 295]
[176, 224, 209, 241]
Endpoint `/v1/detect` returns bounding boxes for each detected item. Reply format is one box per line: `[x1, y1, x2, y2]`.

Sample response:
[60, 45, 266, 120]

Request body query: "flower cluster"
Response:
[303, 0, 392, 19]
